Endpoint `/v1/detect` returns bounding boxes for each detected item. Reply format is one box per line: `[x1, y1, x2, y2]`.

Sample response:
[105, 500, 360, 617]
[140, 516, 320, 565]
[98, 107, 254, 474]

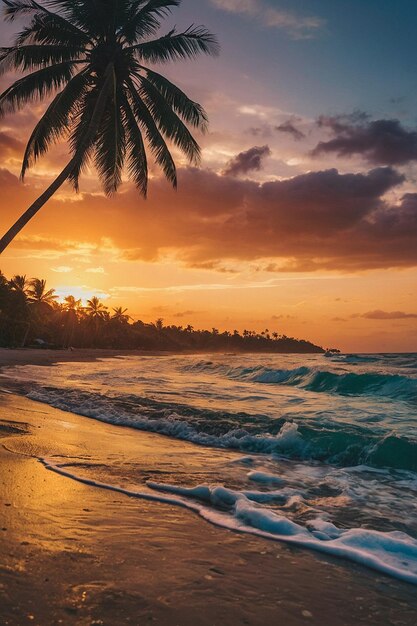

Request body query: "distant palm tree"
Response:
[85, 296, 108, 321]
[64, 294, 82, 313]
[0, 0, 219, 253]
[112, 306, 130, 323]
[28, 278, 57, 304]
[62, 295, 81, 347]
[155, 317, 164, 331]
[9, 274, 30, 296]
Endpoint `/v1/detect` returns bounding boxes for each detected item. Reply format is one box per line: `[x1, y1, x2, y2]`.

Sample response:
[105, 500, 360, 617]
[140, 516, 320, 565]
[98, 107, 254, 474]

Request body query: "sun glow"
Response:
[54, 285, 111, 306]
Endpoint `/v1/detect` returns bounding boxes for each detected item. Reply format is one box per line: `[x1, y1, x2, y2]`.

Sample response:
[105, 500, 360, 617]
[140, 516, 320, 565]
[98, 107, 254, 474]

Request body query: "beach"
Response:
[1, 349, 417, 625]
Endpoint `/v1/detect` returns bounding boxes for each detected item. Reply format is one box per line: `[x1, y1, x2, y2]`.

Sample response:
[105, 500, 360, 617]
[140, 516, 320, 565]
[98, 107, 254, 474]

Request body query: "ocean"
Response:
[4, 352, 417, 584]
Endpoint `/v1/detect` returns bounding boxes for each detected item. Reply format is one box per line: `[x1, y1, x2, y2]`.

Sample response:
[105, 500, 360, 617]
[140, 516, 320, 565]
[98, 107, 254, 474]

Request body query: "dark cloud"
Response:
[361, 310, 417, 320]
[173, 310, 200, 318]
[272, 314, 295, 320]
[275, 120, 305, 141]
[246, 125, 273, 138]
[0, 131, 24, 155]
[3, 163, 416, 272]
[312, 115, 417, 165]
[223, 145, 271, 177]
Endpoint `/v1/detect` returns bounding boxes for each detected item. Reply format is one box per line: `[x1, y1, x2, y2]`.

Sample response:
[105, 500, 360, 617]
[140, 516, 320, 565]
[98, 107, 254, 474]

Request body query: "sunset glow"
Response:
[1, 0, 416, 352]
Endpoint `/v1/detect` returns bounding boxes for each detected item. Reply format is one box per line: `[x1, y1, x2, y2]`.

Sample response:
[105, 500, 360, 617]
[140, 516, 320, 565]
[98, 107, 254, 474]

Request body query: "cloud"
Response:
[51, 266, 73, 273]
[313, 115, 417, 165]
[210, 0, 324, 39]
[360, 310, 417, 320]
[2, 163, 416, 273]
[86, 267, 106, 274]
[0, 131, 24, 156]
[223, 145, 271, 176]
[276, 120, 306, 141]
[272, 314, 295, 320]
[173, 310, 200, 318]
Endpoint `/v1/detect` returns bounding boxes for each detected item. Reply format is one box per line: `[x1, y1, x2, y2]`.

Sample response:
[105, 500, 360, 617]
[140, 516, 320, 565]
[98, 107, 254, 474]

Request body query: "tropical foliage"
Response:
[0, 0, 219, 252]
[0, 271, 324, 352]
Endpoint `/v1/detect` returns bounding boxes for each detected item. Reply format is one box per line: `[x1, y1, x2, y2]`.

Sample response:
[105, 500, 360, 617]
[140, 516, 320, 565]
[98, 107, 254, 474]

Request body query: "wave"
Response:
[27, 386, 417, 473]
[182, 361, 417, 402]
[41, 458, 417, 585]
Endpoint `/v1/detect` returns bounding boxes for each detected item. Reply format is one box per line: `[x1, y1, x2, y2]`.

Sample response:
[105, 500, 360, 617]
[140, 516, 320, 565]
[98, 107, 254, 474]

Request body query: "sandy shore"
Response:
[0, 389, 417, 626]
[0, 347, 167, 369]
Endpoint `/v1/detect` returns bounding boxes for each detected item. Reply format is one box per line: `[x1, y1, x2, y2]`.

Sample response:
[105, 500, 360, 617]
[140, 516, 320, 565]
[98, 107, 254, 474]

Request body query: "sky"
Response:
[1, 0, 417, 352]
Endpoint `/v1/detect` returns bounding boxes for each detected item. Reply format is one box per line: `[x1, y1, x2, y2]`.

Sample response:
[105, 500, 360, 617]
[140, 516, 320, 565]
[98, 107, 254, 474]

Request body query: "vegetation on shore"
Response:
[0, 272, 325, 353]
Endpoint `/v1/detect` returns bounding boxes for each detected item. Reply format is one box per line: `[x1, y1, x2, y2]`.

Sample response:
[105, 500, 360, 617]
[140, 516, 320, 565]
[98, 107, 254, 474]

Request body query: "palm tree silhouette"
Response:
[85, 296, 108, 321]
[63, 294, 82, 313]
[9, 274, 30, 296]
[112, 306, 130, 323]
[0, 0, 219, 253]
[28, 278, 58, 304]
[62, 294, 82, 347]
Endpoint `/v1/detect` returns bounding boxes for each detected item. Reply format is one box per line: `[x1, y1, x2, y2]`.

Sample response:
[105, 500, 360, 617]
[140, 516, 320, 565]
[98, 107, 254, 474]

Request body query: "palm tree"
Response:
[62, 294, 82, 347]
[9, 274, 30, 296]
[28, 278, 58, 304]
[64, 294, 82, 313]
[155, 317, 164, 331]
[0, 0, 219, 253]
[112, 306, 130, 323]
[85, 296, 108, 321]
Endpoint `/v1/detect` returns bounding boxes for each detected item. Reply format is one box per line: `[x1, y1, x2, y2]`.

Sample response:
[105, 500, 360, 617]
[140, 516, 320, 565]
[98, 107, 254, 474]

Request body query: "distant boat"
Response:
[324, 349, 341, 357]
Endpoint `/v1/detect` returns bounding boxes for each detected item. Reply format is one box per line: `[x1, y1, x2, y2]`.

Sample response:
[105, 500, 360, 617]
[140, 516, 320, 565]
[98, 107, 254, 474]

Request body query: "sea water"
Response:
[4, 352, 417, 583]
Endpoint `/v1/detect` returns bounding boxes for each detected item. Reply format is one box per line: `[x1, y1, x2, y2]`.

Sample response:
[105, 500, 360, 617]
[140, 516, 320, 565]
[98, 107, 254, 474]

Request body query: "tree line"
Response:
[0, 272, 325, 353]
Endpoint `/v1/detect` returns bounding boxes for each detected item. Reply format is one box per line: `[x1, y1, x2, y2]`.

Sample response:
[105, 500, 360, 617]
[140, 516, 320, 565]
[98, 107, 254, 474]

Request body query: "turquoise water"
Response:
[4, 353, 417, 583]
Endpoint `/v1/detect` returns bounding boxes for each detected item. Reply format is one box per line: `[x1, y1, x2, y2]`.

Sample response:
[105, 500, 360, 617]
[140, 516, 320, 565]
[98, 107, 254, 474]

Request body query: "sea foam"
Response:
[41, 458, 417, 585]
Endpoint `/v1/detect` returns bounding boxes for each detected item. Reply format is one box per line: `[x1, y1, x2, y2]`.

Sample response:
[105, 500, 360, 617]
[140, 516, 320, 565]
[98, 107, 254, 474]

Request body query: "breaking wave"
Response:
[27, 386, 417, 472]
[182, 361, 417, 403]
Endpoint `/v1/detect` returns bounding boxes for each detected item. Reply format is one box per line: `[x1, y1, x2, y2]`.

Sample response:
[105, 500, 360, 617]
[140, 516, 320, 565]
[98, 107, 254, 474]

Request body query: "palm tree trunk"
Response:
[0, 158, 77, 255]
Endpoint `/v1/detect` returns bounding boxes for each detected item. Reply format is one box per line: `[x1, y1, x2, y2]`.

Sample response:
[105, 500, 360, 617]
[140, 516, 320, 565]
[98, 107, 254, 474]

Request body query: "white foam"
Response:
[41, 459, 417, 585]
[28, 387, 305, 456]
[247, 470, 284, 485]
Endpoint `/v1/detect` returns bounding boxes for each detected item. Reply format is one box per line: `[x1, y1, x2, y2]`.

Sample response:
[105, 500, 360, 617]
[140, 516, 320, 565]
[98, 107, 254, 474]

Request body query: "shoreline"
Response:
[0, 347, 170, 369]
[1, 391, 417, 624]
[0, 347, 328, 371]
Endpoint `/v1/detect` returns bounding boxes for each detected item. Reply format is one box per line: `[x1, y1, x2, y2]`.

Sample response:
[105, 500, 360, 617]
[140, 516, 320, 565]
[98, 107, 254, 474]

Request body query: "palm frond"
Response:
[137, 75, 201, 164]
[0, 44, 84, 75]
[2, 0, 92, 43]
[47, 0, 110, 38]
[16, 13, 91, 47]
[142, 67, 207, 130]
[127, 77, 176, 187]
[2, 0, 43, 21]
[130, 25, 220, 63]
[0, 61, 76, 117]
[94, 67, 126, 195]
[121, 92, 148, 196]
[21, 70, 90, 178]
[68, 63, 115, 191]
[121, 0, 180, 43]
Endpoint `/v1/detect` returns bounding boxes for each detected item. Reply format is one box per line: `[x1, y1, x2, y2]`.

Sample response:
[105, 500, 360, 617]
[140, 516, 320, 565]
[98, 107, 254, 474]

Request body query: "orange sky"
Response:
[1, 1, 417, 353]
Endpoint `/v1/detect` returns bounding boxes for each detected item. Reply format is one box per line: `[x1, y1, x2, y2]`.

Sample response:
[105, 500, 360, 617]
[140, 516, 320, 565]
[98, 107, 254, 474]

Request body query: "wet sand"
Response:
[0, 347, 164, 369]
[1, 391, 417, 625]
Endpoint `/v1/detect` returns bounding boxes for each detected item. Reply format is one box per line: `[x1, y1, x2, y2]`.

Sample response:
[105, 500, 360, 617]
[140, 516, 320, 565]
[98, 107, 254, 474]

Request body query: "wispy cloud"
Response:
[86, 267, 106, 274]
[359, 310, 417, 320]
[111, 276, 334, 296]
[210, 0, 325, 39]
[51, 266, 73, 273]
